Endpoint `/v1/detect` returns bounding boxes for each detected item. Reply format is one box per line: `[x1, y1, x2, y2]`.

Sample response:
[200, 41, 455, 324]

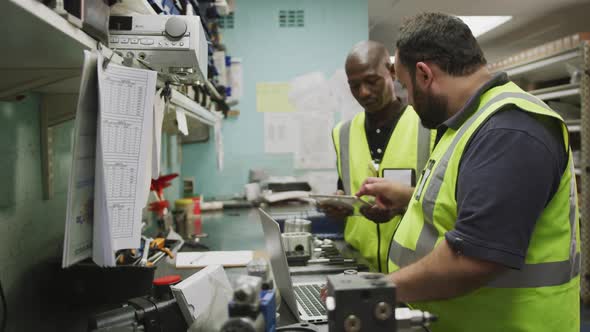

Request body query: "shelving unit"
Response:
[490, 34, 590, 303]
[3, 0, 224, 198]
[528, 83, 580, 102]
[2, 0, 220, 118]
[503, 49, 583, 82]
[1, 0, 95, 98]
[569, 123, 582, 133]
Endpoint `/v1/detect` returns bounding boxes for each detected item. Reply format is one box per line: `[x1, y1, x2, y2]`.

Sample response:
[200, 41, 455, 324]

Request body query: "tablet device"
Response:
[310, 194, 374, 210]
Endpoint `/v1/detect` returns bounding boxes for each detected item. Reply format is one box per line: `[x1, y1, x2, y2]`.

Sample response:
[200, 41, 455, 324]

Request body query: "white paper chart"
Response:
[95, 53, 157, 265]
[110, 202, 134, 238]
[102, 119, 142, 155]
[62, 50, 98, 268]
[105, 162, 137, 199]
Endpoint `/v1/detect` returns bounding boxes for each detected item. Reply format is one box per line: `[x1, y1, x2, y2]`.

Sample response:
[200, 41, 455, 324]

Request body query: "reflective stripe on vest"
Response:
[416, 121, 431, 174]
[389, 91, 579, 288]
[339, 114, 431, 195]
[339, 120, 352, 195]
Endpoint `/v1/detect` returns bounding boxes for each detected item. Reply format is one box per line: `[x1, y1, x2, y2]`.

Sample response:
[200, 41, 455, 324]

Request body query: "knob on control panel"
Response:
[165, 16, 187, 39]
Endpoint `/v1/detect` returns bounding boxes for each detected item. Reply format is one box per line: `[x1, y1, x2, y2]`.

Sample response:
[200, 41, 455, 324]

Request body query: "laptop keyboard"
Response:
[293, 284, 326, 317]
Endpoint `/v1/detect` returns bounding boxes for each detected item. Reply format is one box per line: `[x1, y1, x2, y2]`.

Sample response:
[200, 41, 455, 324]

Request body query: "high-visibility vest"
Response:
[332, 106, 432, 272]
[389, 81, 580, 332]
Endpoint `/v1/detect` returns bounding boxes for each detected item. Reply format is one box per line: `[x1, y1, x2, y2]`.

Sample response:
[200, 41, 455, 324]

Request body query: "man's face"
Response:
[346, 58, 394, 113]
[394, 51, 448, 129]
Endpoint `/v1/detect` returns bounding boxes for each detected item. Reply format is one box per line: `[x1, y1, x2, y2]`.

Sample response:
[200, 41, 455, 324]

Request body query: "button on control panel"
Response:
[109, 35, 190, 50]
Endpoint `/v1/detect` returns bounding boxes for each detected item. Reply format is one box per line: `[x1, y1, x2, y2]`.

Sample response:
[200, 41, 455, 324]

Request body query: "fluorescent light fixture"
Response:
[457, 16, 512, 38]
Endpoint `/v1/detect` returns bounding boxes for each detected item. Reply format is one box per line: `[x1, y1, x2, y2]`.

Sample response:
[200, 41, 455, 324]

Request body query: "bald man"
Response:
[327, 41, 432, 272]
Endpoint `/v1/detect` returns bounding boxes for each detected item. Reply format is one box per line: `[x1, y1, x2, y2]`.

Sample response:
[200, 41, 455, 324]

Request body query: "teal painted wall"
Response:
[0, 94, 72, 330]
[160, 133, 183, 202]
[0, 95, 182, 330]
[182, 0, 368, 197]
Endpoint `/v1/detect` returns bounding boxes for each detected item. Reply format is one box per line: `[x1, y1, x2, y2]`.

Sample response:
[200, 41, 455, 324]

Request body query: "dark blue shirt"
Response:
[443, 73, 567, 269]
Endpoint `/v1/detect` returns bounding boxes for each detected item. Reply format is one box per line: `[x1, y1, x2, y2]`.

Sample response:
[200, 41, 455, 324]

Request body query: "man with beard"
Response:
[323, 40, 432, 273]
[356, 13, 579, 332]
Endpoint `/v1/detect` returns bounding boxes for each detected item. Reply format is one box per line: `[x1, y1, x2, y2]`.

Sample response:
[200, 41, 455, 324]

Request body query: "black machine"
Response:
[326, 274, 437, 332]
[88, 275, 187, 332]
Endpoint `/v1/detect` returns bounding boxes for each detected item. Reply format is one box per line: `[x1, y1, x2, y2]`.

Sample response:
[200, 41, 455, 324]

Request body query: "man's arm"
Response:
[355, 177, 414, 223]
[356, 177, 414, 210]
[388, 239, 506, 303]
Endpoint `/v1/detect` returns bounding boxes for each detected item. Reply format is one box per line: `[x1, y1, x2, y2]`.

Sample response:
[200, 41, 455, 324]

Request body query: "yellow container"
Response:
[175, 199, 194, 214]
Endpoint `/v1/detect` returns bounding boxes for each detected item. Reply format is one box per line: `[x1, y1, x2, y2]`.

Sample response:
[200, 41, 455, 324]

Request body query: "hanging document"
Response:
[62, 50, 99, 268]
[94, 53, 157, 266]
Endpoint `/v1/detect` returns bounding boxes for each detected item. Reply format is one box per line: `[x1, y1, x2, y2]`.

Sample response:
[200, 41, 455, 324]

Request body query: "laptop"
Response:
[258, 208, 327, 323]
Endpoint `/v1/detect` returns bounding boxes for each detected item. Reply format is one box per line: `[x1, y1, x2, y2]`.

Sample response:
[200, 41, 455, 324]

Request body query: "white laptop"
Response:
[258, 208, 327, 323]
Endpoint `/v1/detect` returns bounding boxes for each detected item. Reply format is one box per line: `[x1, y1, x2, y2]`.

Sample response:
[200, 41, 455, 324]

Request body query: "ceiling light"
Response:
[390, 56, 395, 64]
[457, 16, 512, 38]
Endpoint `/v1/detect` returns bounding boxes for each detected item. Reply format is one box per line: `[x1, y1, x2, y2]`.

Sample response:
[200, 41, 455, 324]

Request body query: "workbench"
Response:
[154, 204, 365, 330]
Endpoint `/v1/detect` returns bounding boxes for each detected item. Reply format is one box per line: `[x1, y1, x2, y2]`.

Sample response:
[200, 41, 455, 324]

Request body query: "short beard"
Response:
[412, 83, 449, 129]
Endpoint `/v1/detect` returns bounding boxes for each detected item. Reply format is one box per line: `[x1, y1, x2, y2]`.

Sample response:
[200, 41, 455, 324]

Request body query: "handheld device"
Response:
[310, 194, 374, 211]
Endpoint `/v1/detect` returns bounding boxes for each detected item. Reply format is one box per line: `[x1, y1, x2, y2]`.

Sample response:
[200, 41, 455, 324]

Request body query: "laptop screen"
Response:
[258, 208, 301, 319]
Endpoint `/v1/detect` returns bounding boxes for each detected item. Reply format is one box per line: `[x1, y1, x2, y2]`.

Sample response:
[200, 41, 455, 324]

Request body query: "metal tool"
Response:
[284, 218, 312, 233]
[276, 323, 321, 331]
[247, 258, 274, 290]
[326, 274, 437, 331]
[282, 232, 313, 256]
[140, 237, 152, 266]
[220, 275, 267, 332]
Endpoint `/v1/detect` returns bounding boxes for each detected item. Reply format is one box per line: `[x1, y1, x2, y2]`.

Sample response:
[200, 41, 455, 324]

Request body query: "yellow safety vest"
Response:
[332, 106, 432, 272]
[389, 82, 580, 332]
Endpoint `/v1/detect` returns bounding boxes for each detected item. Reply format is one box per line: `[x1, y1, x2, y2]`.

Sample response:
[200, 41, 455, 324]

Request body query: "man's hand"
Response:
[356, 178, 414, 210]
[317, 190, 353, 218]
[317, 202, 354, 218]
[359, 205, 403, 223]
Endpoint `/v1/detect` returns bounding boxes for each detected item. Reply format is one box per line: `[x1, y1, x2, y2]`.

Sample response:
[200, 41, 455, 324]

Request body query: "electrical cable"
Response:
[0, 277, 7, 332]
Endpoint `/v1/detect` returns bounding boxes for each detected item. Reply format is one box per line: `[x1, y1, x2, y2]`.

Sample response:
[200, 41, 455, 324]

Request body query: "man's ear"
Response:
[415, 62, 434, 88]
[388, 62, 396, 80]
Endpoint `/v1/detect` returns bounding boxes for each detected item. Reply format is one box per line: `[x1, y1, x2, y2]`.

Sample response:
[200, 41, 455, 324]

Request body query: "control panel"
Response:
[109, 15, 208, 83]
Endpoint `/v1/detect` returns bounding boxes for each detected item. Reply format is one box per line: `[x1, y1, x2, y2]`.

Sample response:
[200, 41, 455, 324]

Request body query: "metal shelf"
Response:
[2, 0, 225, 198]
[170, 88, 222, 126]
[569, 124, 581, 132]
[504, 49, 583, 83]
[529, 83, 580, 101]
[1, 0, 221, 126]
[1, 0, 225, 106]
[0, 0, 97, 99]
[3, 0, 96, 67]
[503, 40, 590, 303]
